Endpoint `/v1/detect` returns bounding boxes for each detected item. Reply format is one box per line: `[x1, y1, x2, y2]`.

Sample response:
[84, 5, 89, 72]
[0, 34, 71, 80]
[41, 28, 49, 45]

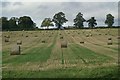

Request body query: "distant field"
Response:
[2, 28, 119, 78]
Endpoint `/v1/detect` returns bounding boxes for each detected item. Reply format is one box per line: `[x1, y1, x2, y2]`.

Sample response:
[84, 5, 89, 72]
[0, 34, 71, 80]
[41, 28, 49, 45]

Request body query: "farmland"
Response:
[2, 28, 119, 78]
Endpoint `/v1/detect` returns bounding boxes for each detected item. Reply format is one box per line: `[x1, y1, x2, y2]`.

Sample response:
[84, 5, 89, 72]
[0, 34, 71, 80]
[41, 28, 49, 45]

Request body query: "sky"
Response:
[1, 0, 119, 28]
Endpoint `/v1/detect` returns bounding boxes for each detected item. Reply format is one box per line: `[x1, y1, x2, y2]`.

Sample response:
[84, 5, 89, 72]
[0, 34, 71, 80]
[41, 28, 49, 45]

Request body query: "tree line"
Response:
[0, 12, 115, 31]
[0, 16, 36, 31]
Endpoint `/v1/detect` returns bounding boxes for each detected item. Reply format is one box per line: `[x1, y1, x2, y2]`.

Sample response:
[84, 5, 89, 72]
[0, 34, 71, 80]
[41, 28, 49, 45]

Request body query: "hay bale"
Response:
[10, 45, 21, 55]
[61, 41, 67, 48]
[105, 33, 107, 35]
[41, 40, 45, 43]
[21, 34, 24, 36]
[49, 35, 51, 37]
[17, 40, 22, 45]
[72, 35, 74, 37]
[26, 35, 28, 37]
[108, 37, 112, 40]
[60, 36, 63, 39]
[5, 38, 9, 42]
[86, 34, 89, 37]
[35, 35, 38, 37]
[5, 35, 10, 38]
[117, 36, 120, 39]
[107, 40, 112, 45]
[80, 41, 84, 44]
[89, 34, 92, 36]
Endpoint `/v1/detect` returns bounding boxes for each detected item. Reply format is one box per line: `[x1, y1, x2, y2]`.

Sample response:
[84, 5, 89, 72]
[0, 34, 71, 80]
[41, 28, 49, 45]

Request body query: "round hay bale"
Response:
[72, 35, 74, 37]
[35, 35, 38, 37]
[86, 34, 89, 37]
[41, 40, 45, 43]
[117, 36, 120, 39]
[5, 38, 9, 42]
[61, 41, 67, 48]
[89, 34, 92, 36]
[80, 41, 84, 44]
[105, 33, 107, 35]
[5, 35, 10, 38]
[60, 36, 63, 39]
[10, 45, 21, 55]
[108, 37, 112, 40]
[17, 40, 22, 45]
[49, 35, 51, 37]
[107, 40, 112, 45]
[26, 35, 28, 37]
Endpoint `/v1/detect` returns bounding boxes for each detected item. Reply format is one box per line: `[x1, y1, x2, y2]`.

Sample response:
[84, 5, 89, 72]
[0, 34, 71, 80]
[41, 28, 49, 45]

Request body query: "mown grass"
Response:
[3, 33, 57, 65]
[2, 65, 118, 78]
[69, 44, 114, 64]
[2, 29, 118, 78]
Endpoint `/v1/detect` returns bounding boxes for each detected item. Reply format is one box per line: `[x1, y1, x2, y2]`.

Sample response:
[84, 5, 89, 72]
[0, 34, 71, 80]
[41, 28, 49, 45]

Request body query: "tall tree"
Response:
[87, 17, 97, 28]
[52, 12, 68, 29]
[74, 12, 86, 28]
[18, 16, 34, 30]
[105, 14, 114, 27]
[1, 17, 9, 30]
[41, 18, 54, 29]
[8, 17, 18, 30]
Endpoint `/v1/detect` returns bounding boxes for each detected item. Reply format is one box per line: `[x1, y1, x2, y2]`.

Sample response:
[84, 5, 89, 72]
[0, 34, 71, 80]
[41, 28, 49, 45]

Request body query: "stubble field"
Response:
[2, 28, 119, 78]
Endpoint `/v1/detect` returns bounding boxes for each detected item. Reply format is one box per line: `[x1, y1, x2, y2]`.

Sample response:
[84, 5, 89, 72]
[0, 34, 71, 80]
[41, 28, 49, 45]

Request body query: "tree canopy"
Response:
[73, 12, 86, 28]
[18, 16, 35, 30]
[87, 17, 97, 28]
[105, 14, 114, 27]
[41, 18, 54, 29]
[52, 12, 68, 29]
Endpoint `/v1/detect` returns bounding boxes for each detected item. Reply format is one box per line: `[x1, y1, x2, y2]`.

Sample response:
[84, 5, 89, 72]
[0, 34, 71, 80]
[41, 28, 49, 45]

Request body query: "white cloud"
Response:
[2, 2, 118, 27]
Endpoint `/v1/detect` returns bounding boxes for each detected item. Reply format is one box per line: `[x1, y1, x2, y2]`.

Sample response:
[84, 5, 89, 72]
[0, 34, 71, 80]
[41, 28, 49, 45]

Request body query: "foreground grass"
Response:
[2, 65, 118, 78]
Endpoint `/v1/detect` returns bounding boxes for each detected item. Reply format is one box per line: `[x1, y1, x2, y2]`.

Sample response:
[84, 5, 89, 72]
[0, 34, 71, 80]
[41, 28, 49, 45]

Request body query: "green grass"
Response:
[3, 34, 57, 65]
[69, 44, 114, 64]
[2, 65, 118, 78]
[2, 29, 118, 78]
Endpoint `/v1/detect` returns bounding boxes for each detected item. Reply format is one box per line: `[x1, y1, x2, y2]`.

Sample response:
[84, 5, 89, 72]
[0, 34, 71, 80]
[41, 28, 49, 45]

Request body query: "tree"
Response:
[74, 12, 86, 28]
[18, 16, 35, 30]
[8, 17, 18, 30]
[52, 12, 68, 29]
[1, 17, 9, 30]
[41, 18, 54, 29]
[105, 14, 114, 27]
[87, 17, 97, 28]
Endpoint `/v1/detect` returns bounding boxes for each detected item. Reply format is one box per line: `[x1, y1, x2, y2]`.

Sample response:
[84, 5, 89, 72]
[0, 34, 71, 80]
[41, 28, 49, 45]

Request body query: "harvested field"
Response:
[2, 28, 119, 78]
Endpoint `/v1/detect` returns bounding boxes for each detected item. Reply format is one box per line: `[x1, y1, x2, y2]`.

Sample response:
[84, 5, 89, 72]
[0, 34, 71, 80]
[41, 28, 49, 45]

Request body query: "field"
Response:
[2, 28, 119, 78]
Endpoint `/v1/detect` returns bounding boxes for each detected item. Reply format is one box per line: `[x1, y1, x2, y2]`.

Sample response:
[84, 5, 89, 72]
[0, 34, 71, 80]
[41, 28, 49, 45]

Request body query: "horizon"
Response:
[1, 2, 118, 28]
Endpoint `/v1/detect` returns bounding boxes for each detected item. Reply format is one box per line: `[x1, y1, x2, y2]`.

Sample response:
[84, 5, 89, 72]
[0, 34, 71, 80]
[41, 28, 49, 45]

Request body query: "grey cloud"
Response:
[2, 2, 118, 27]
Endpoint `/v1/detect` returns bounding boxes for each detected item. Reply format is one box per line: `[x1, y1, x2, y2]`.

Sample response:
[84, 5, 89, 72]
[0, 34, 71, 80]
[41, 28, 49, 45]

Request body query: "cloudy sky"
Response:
[1, 0, 119, 27]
